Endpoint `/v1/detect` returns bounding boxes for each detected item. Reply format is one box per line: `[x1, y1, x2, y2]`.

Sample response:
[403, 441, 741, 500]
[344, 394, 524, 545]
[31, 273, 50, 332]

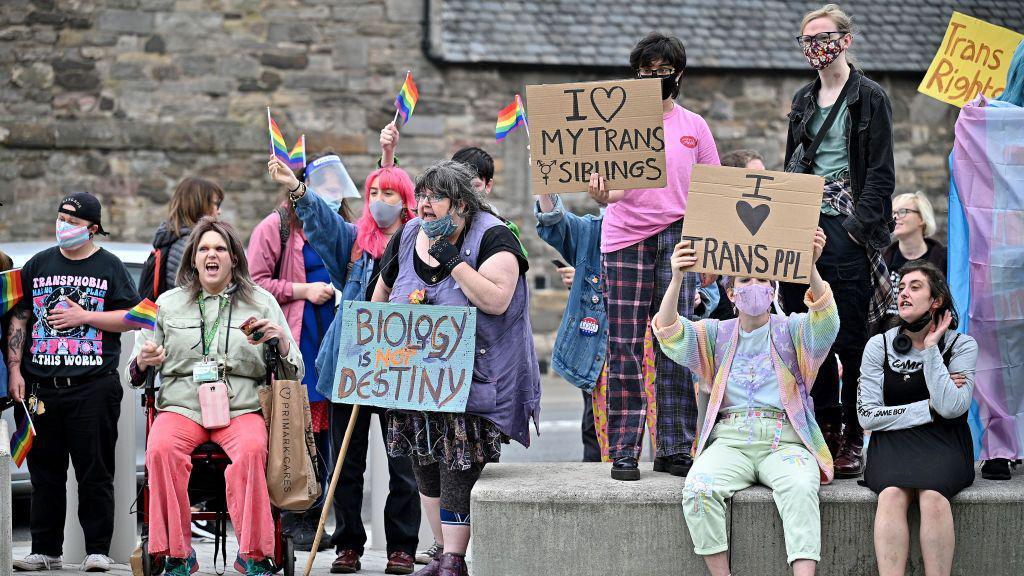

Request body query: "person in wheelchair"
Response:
[126, 217, 303, 576]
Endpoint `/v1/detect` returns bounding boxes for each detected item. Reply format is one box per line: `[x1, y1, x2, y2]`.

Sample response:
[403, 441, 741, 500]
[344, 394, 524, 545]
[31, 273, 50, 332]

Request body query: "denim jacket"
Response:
[293, 188, 359, 400]
[785, 64, 895, 252]
[535, 195, 606, 392]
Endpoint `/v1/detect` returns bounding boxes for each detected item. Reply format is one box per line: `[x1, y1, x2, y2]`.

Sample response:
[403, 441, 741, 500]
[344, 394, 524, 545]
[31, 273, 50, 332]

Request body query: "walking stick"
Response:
[303, 403, 360, 576]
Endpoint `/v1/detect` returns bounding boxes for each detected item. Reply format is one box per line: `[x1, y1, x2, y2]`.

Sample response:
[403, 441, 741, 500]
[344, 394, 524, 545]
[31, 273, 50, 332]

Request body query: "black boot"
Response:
[981, 458, 1012, 480]
[611, 457, 640, 481]
[292, 508, 331, 552]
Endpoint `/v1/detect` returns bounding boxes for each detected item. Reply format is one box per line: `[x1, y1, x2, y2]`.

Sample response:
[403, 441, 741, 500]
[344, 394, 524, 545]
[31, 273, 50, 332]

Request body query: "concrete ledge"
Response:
[472, 462, 1024, 576]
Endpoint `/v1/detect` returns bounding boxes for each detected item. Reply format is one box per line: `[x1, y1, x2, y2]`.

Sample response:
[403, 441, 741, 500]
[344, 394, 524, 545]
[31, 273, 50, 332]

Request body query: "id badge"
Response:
[193, 358, 220, 383]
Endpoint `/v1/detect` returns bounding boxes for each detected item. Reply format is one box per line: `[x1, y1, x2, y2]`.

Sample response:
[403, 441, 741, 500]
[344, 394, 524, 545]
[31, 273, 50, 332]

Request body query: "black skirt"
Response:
[863, 416, 975, 499]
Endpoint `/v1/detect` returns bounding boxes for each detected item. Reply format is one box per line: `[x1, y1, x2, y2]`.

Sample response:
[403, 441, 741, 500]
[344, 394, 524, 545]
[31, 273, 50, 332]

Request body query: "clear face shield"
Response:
[305, 155, 361, 207]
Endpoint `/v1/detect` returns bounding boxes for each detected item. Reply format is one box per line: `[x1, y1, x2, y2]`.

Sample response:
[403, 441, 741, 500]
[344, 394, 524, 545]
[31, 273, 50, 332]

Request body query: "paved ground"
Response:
[10, 374, 586, 574]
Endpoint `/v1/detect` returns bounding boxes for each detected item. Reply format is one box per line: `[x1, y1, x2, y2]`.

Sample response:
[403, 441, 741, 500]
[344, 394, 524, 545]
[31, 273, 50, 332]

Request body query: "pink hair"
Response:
[355, 167, 416, 259]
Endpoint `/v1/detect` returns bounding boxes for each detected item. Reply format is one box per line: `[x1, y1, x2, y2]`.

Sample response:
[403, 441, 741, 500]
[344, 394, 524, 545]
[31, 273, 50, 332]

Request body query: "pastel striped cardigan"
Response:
[653, 285, 840, 483]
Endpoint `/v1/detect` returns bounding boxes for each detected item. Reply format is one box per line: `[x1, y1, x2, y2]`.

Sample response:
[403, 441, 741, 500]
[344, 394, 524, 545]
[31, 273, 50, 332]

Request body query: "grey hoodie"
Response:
[857, 327, 978, 432]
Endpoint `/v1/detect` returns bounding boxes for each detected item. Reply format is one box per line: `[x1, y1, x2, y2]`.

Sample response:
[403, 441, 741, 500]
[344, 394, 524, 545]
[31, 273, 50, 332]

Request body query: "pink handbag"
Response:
[198, 381, 230, 429]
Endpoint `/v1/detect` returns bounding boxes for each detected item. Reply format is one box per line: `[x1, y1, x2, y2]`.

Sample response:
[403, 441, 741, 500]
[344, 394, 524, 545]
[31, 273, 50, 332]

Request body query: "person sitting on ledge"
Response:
[858, 260, 977, 576]
[652, 228, 838, 576]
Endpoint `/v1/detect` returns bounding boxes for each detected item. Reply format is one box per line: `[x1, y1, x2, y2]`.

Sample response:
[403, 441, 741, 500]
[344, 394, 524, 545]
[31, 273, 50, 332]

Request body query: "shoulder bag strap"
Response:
[795, 73, 856, 172]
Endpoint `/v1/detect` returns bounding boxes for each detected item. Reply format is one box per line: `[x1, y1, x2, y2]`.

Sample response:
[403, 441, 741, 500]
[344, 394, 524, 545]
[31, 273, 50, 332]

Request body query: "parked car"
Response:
[2, 241, 152, 496]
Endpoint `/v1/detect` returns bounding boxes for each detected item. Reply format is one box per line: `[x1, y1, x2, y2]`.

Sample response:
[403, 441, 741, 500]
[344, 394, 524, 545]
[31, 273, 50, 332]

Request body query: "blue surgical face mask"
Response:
[324, 197, 342, 214]
[421, 214, 456, 239]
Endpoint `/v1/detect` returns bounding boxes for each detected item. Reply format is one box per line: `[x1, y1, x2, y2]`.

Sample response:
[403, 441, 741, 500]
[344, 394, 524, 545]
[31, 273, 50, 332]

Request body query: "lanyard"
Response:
[198, 295, 230, 357]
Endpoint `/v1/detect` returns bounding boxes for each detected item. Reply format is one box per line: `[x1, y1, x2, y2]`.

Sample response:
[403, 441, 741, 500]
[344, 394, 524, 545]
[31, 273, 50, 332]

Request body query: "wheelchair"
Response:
[138, 343, 295, 576]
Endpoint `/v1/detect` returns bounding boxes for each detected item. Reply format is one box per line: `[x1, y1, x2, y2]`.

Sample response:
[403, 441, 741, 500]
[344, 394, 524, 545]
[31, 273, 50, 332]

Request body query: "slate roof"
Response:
[427, 0, 1024, 72]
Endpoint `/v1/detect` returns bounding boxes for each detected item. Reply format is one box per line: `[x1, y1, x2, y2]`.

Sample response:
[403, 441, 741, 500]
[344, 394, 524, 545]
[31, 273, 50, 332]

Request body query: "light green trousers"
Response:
[682, 412, 822, 564]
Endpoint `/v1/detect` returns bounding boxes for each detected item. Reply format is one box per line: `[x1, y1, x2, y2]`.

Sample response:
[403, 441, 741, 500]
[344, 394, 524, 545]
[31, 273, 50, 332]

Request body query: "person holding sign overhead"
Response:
[652, 228, 838, 576]
[590, 32, 720, 481]
[372, 160, 541, 576]
[778, 3, 896, 480]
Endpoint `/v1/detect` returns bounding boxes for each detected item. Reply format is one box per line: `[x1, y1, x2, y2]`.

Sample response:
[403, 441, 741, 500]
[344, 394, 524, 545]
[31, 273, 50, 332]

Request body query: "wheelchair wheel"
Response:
[141, 538, 164, 576]
[282, 535, 295, 576]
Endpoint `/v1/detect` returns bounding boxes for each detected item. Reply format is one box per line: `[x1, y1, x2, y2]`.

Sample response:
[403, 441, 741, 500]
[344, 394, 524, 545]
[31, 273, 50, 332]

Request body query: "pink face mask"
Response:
[733, 283, 774, 316]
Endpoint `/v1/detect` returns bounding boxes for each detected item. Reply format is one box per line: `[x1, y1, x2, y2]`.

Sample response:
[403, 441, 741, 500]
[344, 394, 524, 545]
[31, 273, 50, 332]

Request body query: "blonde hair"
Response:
[894, 192, 937, 237]
[801, 4, 853, 35]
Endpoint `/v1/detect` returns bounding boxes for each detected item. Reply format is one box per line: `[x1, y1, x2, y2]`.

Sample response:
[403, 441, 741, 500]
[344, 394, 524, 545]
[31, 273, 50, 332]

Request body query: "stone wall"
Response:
[0, 1, 961, 366]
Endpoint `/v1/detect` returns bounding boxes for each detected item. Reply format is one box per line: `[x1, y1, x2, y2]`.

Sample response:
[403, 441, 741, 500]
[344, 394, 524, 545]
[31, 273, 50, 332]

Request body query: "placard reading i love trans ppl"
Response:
[526, 78, 667, 194]
[680, 165, 824, 284]
[332, 301, 477, 412]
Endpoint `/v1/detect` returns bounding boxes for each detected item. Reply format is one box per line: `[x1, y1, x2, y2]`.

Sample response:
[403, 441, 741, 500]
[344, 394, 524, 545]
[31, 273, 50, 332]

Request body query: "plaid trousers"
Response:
[602, 219, 698, 459]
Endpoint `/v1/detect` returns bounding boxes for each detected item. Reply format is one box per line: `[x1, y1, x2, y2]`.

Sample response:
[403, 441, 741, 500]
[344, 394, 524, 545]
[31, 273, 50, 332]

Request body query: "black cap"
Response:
[58, 192, 109, 236]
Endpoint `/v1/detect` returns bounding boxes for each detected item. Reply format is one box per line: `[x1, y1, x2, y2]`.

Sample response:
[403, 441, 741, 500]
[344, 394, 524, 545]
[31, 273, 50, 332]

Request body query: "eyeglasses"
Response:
[795, 31, 843, 46]
[892, 208, 921, 219]
[415, 192, 447, 204]
[637, 67, 676, 78]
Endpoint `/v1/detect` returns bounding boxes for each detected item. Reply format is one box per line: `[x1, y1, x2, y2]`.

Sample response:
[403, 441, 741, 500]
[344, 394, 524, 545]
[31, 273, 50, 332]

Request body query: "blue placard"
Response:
[331, 301, 477, 412]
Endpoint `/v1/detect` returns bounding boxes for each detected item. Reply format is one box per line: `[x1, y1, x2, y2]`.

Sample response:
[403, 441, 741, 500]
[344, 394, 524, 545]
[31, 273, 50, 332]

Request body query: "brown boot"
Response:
[818, 416, 844, 461]
[834, 435, 864, 478]
[437, 553, 469, 576]
[412, 558, 440, 576]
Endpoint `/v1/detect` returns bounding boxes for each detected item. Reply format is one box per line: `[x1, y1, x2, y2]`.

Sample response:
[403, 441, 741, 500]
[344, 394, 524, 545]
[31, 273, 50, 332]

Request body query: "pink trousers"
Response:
[146, 412, 274, 560]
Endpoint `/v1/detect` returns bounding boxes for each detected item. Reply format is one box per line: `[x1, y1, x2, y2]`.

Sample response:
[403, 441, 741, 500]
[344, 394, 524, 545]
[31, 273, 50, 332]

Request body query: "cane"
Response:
[303, 403, 360, 576]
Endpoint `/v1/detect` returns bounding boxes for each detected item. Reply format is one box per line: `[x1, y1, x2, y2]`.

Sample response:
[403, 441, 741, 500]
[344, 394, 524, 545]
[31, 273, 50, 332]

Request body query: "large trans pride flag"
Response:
[948, 94, 1024, 460]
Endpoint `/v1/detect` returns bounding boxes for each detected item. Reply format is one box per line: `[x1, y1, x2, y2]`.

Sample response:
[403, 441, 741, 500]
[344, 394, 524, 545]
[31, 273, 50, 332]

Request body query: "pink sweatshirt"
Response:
[246, 206, 307, 344]
[602, 103, 720, 253]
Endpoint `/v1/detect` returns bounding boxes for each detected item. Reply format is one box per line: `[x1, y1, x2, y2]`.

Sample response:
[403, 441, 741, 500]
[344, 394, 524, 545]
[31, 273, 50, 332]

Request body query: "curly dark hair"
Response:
[415, 159, 495, 218]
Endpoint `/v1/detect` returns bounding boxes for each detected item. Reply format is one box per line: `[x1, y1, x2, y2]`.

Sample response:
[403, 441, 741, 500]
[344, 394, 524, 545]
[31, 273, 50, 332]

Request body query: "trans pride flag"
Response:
[948, 94, 1024, 460]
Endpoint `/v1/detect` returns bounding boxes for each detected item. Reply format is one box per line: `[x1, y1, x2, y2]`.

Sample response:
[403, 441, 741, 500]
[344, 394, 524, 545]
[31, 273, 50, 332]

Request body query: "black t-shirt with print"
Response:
[379, 219, 529, 288]
[15, 246, 140, 379]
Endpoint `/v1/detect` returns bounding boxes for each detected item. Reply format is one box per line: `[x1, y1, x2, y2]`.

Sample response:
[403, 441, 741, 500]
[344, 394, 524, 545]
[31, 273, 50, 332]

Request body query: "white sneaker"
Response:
[191, 519, 216, 540]
[81, 554, 115, 572]
[12, 554, 63, 571]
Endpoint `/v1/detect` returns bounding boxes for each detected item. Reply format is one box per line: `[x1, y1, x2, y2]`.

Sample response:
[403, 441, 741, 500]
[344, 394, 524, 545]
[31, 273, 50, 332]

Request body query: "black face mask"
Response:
[661, 73, 680, 100]
[893, 310, 935, 354]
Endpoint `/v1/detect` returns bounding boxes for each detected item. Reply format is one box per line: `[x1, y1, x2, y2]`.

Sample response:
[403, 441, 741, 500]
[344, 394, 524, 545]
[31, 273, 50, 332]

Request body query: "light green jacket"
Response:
[126, 285, 303, 426]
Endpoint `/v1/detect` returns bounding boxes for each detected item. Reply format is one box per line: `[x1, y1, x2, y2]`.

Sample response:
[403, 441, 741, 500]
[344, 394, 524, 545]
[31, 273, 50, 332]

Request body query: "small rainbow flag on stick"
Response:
[1, 268, 24, 315]
[10, 401, 35, 468]
[287, 134, 306, 172]
[124, 298, 159, 331]
[393, 71, 419, 125]
[267, 108, 305, 171]
[496, 94, 528, 141]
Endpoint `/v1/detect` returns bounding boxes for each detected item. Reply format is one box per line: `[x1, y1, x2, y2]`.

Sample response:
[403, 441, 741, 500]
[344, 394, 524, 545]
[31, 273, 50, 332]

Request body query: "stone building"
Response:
[1, 0, 1021, 366]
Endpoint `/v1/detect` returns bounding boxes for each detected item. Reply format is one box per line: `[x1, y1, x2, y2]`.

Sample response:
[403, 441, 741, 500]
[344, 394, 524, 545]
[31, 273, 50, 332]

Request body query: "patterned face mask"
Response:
[802, 37, 844, 70]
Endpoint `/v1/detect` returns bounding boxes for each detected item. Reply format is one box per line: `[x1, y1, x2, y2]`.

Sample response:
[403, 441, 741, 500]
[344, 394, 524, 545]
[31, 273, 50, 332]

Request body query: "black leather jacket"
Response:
[785, 65, 895, 252]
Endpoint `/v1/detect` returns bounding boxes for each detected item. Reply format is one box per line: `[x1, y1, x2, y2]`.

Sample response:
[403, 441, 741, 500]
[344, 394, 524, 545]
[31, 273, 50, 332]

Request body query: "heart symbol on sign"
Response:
[590, 86, 627, 123]
[736, 201, 771, 236]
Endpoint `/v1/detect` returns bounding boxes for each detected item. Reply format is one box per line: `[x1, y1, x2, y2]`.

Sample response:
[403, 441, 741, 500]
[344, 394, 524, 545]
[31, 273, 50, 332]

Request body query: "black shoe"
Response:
[611, 457, 641, 481]
[292, 509, 332, 552]
[653, 456, 672, 473]
[668, 454, 693, 477]
[981, 458, 1012, 480]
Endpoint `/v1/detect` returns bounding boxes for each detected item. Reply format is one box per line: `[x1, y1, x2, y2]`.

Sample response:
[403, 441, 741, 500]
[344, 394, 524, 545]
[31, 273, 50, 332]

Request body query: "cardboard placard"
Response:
[332, 301, 477, 412]
[680, 165, 824, 284]
[526, 78, 667, 194]
[918, 12, 1023, 107]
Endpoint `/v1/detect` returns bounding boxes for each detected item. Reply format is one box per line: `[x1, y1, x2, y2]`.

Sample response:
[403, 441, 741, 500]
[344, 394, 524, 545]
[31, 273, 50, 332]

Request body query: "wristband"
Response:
[288, 182, 306, 204]
[428, 239, 462, 274]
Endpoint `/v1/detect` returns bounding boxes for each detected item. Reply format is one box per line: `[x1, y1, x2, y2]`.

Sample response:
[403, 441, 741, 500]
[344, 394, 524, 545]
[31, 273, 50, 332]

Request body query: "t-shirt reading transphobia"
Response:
[602, 103, 720, 253]
[16, 246, 140, 380]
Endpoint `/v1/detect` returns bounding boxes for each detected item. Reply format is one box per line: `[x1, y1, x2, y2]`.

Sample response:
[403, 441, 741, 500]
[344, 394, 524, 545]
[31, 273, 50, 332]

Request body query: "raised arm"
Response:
[651, 241, 716, 385]
[922, 314, 977, 419]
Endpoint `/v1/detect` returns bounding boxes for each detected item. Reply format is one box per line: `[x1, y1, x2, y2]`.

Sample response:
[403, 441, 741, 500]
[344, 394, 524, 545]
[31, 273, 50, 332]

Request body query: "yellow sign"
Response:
[918, 12, 1023, 107]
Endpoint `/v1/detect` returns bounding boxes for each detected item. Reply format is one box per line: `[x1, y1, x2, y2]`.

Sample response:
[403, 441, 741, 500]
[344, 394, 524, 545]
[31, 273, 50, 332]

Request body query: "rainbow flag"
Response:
[268, 108, 303, 170]
[496, 94, 528, 141]
[124, 298, 158, 330]
[1, 268, 23, 315]
[287, 134, 306, 172]
[394, 71, 419, 125]
[10, 403, 34, 468]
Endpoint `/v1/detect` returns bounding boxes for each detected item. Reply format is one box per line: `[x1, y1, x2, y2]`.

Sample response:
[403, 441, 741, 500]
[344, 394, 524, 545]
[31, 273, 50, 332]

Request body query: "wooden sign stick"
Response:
[303, 403, 360, 576]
